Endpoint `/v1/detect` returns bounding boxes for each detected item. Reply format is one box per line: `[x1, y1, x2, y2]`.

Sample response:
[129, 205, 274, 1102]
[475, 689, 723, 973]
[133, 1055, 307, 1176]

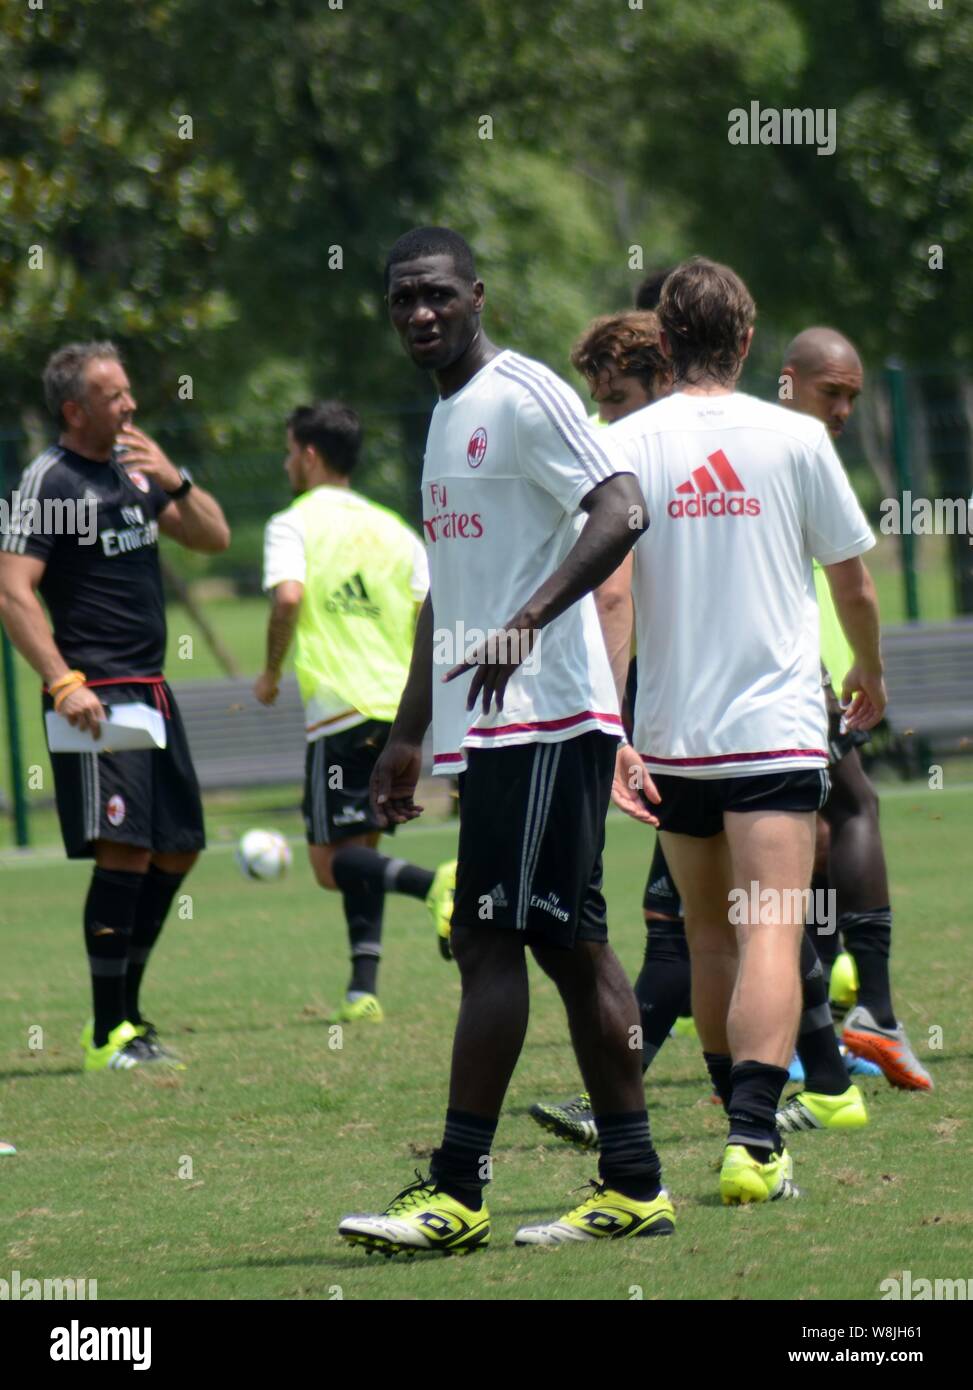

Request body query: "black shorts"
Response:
[643, 838, 683, 918]
[452, 731, 617, 948]
[651, 768, 831, 839]
[303, 719, 394, 845]
[47, 682, 205, 860]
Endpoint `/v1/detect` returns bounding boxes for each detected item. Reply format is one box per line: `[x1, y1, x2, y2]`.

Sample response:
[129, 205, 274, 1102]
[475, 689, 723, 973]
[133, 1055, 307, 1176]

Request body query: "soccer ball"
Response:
[236, 828, 292, 882]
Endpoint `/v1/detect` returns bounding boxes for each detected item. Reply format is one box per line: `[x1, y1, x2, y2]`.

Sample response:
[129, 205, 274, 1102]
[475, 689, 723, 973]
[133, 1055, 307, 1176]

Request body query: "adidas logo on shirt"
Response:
[667, 449, 761, 519]
[325, 572, 380, 618]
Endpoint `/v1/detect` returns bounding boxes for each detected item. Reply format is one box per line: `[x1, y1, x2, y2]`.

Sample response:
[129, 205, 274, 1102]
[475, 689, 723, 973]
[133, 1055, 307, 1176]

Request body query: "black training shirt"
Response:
[0, 444, 173, 680]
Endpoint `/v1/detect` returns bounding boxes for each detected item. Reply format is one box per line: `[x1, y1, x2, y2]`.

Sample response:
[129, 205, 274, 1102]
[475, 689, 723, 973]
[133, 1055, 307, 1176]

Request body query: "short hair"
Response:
[384, 226, 476, 291]
[634, 267, 676, 312]
[43, 341, 122, 422]
[286, 402, 362, 476]
[571, 312, 668, 393]
[657, 257, 756, 386]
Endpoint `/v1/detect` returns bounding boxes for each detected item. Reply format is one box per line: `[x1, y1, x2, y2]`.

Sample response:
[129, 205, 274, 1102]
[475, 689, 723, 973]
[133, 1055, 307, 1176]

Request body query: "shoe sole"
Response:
[514, 1220, 674, 1246]
[340, 1231, 487, 1259]
[842, 1030, 933, 1091]
[527, 1108, 598, 1150]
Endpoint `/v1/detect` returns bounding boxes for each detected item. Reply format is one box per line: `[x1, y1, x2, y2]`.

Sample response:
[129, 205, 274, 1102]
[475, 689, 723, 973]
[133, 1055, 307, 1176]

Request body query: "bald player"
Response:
[780, 327, 931, 1090]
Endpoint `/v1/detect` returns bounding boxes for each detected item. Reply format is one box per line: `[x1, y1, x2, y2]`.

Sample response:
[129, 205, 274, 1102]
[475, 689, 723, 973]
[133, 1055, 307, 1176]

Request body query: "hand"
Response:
[443, 622, 538, 716]
[116, 424, 182, 492]
[370, 737, 424, 827]
[57, 685, 107, 740]
[254, 671, 280, 706]
[840, 664, 887, 731]
[611, 743, 661, 826]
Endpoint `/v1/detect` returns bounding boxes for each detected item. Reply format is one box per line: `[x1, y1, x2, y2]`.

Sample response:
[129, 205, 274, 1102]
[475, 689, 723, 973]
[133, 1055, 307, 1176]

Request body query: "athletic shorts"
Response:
[303, 719, 394, 845]
[651, 768, 832, 839]
[452, 731, 617, 948]
[47, 682, 205, 859]
[643, 838, 683, 919]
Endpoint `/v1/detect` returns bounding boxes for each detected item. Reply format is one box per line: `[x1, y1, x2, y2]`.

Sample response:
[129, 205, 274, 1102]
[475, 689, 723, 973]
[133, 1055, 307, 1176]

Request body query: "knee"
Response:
[95, 841, 151, 874]
[151, 850, 199, 876]
[308, 847, 338, 890]
[313, 860, 338, 890]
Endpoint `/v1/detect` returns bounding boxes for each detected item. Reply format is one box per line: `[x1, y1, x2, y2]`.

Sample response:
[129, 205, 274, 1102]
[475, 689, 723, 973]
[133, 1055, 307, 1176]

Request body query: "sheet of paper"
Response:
[45, 701, 167, 753]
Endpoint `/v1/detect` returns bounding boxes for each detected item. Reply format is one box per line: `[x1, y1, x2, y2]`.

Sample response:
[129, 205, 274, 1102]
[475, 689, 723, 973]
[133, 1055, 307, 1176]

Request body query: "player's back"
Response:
[614, 390, 873, 776]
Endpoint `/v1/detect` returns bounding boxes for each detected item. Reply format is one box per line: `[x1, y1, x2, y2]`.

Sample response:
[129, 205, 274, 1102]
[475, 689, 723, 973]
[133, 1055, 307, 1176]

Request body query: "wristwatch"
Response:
[165, 467, 194, 500]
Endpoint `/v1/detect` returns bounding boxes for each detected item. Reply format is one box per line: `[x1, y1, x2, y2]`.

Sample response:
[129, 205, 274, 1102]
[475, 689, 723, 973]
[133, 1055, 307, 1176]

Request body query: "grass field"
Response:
[1, 785, 971, 1301]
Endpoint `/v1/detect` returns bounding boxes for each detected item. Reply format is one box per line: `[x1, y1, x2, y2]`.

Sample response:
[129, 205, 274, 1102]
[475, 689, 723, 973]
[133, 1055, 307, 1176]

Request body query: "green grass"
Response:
[1, 788, 970, 1300]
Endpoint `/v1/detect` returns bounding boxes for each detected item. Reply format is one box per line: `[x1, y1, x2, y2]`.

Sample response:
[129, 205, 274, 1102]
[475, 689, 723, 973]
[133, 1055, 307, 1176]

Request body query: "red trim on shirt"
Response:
[468, 710, 622, 739]
[432, 710, 623, 766]
[640, 747, 828, 768]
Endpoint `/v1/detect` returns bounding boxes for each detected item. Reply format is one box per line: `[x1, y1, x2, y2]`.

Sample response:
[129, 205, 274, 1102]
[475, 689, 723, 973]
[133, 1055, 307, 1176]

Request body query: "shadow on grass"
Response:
[0, 1065, 80, 1080]
[191, 1251, 426, 1273]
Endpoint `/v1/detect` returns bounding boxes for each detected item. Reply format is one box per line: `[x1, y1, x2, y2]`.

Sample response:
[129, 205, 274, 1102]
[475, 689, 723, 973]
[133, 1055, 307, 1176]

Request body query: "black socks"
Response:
[331, 847, 438, 998]
[796, 933, 849, 1095]
[634, 917, 691, 1071]
[840, 907, 895, 1028]
[343, 880, 384, 996]
[84, 868, 143, 1047]
[332, 845, 434, 901]
[704, 1051, 733, 1111]
[595, 1111, 662, 1201]
[430, 1109, 498, 1209]
[126, 866, 184, 1026]
[727, 1060, 789, 1156]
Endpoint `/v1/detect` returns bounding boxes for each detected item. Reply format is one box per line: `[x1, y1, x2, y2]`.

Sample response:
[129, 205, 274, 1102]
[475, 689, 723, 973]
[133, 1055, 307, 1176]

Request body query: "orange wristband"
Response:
[53, 675, 86, 710]
[49, 669, 86, 696]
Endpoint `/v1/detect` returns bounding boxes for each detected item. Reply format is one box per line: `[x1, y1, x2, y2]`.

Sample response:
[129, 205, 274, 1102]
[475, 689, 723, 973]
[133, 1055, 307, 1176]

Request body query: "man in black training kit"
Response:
[338, 227, 672, 1255]
[0, 342, 229, 1071]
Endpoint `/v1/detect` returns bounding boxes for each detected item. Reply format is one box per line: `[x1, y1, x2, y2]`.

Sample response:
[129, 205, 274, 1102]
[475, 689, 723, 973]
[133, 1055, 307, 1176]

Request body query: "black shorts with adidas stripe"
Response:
[46, 682, 205, 859]
[452, 731, 617, 948]
[302, 719, 395, 845]
[651, 768, 831, 839]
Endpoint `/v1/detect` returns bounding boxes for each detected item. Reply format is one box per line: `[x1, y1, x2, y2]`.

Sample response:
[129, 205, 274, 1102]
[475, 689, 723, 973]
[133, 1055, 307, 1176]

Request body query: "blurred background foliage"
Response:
[1, 0, 971, 603]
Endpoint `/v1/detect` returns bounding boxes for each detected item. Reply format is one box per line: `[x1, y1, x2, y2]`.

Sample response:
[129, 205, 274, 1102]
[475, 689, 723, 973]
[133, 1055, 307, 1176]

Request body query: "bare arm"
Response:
[254, 581, 303, 705]
[0, 551, 106, 735]
[369, 593, 434, 826]
[447, 472, 647, 714]
[118, 423, 230, 552]
[157, 485, 231, 553]
[823, 556, 886, 729]
[389, 592, 434, 744]
[593, 552, 634, 709]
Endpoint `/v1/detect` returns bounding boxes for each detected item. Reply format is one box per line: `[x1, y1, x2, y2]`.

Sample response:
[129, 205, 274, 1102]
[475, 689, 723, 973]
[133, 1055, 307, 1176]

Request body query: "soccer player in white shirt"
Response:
[338, 226, 674, 1256]
[612, 259, 887, 1204]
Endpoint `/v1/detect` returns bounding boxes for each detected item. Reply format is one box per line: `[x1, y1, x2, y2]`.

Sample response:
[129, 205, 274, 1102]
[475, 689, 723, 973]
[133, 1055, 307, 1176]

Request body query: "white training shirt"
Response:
[422, 349, 631, 773]
[611, 390, 875, 777]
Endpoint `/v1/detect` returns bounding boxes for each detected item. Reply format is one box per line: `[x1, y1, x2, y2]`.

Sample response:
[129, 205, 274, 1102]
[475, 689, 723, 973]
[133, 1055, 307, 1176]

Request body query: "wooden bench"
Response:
[878, 618, 973, 772]
[168, 675, 437, 790]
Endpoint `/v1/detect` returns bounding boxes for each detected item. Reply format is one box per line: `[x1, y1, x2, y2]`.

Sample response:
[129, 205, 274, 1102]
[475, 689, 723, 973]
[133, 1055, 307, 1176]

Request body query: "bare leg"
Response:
[657, 830, 736, 1056]
[531, 940, 644, 1114]
[723, 809, 815, 1068]
[447, 925, 530, 1116]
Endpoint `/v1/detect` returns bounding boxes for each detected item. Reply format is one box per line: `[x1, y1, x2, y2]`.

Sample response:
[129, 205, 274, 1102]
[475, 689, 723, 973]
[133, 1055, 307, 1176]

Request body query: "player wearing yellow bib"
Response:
[255, 403, 455, 1022]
